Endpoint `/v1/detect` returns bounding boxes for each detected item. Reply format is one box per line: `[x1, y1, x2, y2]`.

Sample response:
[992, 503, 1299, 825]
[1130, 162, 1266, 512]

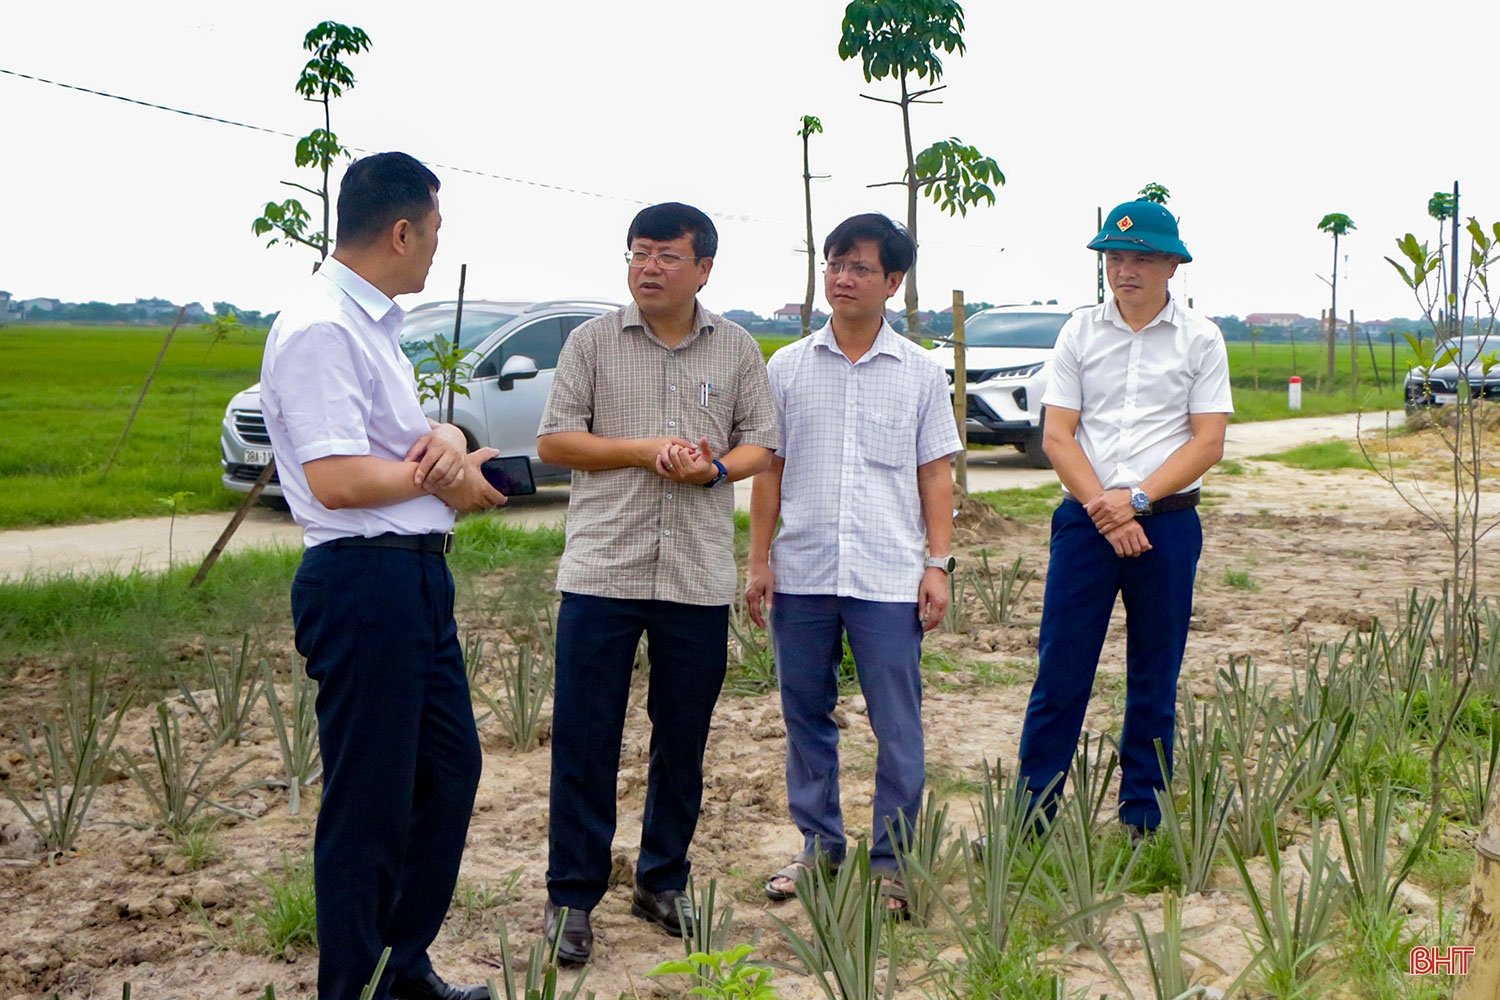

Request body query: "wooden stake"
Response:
[101, 307, 186, 479]
[951, 290, 968, 494]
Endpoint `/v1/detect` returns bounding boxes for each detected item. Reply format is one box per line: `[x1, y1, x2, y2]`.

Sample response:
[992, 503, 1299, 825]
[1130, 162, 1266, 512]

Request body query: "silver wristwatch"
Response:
[1129, 487, 1152, 516]
[924, 554, 956, 573]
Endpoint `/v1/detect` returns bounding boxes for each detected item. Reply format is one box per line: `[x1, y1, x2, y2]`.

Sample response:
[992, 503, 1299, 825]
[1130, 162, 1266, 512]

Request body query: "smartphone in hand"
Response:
[479, 456, 537, 497]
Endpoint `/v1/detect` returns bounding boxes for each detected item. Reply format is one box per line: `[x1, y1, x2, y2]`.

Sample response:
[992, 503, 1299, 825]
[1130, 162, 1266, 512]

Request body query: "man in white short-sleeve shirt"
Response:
[747, 213, 962, 914]
[1017, 199, 1233, 837]
[260, 152, 502, 1000]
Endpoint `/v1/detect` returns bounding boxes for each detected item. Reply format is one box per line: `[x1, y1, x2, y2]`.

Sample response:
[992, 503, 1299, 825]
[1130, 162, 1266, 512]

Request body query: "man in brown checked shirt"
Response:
[535, 202, 778, 965]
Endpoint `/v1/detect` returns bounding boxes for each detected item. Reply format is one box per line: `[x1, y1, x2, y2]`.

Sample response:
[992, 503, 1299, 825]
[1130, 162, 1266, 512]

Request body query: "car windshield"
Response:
[1435, 339, 1498, 367]
[398, 310, 517, 366]
[962, 311, 1071, 348]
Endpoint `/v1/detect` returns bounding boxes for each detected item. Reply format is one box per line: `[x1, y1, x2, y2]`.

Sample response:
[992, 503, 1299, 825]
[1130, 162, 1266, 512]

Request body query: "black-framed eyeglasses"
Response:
[625, 251, 699, 270]
[824, 261, 883, 280]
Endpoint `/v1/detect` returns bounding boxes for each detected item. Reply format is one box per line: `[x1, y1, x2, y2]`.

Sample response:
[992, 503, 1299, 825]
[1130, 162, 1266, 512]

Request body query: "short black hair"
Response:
[627, 202, 718, 260]
[823, 213, 916, 274]
[335, 152, 440, 246]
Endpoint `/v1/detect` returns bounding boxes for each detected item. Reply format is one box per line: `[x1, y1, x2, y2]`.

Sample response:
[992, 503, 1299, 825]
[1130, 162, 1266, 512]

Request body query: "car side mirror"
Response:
[498, 355, 539, 391]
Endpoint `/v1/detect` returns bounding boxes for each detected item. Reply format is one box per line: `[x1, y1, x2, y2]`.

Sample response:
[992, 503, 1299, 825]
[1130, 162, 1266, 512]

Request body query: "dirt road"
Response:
[0, 413, 1388, 581]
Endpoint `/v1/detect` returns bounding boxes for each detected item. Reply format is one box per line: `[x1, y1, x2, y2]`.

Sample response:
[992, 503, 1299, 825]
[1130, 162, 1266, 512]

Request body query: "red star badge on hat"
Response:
[1117, 216, 1134, 232]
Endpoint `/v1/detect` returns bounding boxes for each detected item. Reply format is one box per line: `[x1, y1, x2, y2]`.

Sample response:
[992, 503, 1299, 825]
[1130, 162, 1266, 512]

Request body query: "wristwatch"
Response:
[1130, 486, 1152, 516]
[924, 554, 956, 573]
[704, 459, 729, 488]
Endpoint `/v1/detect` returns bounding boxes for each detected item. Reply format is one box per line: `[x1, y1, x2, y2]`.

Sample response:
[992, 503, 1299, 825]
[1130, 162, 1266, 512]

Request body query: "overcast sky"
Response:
[5, 0, 1497, 323]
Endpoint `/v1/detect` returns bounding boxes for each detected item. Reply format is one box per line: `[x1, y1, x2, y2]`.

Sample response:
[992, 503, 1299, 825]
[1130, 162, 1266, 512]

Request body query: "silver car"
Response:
[220, 298, 618, 502]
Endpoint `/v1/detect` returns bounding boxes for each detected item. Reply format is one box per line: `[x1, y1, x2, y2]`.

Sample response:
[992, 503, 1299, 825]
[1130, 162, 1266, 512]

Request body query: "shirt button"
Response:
[668, 420, 677, 427]
[666, 492, 674, 499]
[669, 384, 677, 391]
[664, 529, 673, 537]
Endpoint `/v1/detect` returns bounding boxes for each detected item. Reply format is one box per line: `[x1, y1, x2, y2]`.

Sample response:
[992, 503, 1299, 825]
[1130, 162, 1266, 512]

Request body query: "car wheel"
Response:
[1022, 412, 1052, 469]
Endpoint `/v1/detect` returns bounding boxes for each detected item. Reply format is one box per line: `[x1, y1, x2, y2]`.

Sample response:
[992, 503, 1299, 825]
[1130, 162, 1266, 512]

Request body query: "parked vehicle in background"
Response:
[926, 303, 1085, 469]
[1404, 336, 1500, 411]
[221, 298, 618, 502]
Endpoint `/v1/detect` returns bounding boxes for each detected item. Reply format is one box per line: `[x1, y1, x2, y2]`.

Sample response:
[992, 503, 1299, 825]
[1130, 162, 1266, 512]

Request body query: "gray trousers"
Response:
[771, 593, 925, 871]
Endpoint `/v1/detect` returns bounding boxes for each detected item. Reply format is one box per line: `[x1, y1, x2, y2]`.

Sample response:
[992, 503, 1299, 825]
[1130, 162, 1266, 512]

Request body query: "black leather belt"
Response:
[1063, 489, 1200, 515]
[329, 531, 453, 554]
[1147, 490, 1200, 514]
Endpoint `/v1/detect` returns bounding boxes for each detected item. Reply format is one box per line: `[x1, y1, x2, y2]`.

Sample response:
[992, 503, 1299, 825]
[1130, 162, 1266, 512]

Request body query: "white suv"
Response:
[926, 303, 1085, 469]
[221, 298, 618, 501]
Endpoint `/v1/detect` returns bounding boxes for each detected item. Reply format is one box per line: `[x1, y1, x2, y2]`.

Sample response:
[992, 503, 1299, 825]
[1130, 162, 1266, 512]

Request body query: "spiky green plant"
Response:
[118, 701, 260, 834]
[893, 791, 963, 925]
[1228, 817, 1349, 998]
[968, 551, 1036, 626]
[773, 843, 897, 1000]
[651, 943, 778, 999]
[468, 635, 553, 752]
[1033, 735, 1133, 945]
[488, 913, 595, 1000]
[1153, 706, 1233, 895]
[260, 659, 321, 815]
[0, 657, 130, 856]
[180, 634, 266, 747]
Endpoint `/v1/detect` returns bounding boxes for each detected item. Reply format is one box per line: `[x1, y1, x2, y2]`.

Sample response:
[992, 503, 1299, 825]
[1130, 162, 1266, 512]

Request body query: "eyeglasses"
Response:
[824, 261, 883, 280]
[625, 251, 698, 270]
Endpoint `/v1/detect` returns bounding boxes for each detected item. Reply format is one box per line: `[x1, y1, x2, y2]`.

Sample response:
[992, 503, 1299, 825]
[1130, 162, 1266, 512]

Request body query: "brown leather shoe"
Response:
[543, 900, 593, 966]
[629, 884, 695, 938]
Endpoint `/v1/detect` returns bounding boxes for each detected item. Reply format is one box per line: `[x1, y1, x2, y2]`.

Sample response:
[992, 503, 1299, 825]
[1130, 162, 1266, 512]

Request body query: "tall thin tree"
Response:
[798, 115, 825, 339]
[1317, 212, 1356, 379]
[839, 0, 1003, 338]
[251, 21, 372, 260]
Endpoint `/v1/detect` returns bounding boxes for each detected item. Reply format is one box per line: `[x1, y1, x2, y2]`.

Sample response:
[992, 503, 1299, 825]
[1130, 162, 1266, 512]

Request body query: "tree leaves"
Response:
[1317, 212, 1357, 236]
[294, 21, 371, 100]
[798, 114, 824, 138]
[912, 138, 1004, 216]
[838, 0, 967, 84]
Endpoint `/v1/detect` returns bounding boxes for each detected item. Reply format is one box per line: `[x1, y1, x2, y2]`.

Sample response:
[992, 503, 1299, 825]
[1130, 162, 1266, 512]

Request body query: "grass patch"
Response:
[1223, 568, 1259, 591]
[1214, 459, 1246, 476]
[1252, 439, 1378, 471]
[1409, 843, 1473, 893]
[254, 852, 318, 956]
[0, 324, 267, 528]
[971, 484, 1060, 523]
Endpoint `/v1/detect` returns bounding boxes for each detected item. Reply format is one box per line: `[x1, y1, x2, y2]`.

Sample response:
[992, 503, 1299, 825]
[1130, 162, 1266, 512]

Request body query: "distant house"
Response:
[1244, 312, 1306, 328]
[18, 297, 61, 315]
[723, 309, 763, 328]
[771, 303, 827, 326]
[0, 291, 11, 316]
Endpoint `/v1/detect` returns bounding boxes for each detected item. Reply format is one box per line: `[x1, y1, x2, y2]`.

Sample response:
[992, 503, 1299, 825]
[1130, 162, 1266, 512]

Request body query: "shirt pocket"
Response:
[861, 410, 909, 469]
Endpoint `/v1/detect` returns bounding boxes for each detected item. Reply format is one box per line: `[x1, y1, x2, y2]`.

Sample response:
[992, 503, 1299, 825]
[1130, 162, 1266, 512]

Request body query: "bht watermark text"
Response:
[1409, 945, 1474, 976]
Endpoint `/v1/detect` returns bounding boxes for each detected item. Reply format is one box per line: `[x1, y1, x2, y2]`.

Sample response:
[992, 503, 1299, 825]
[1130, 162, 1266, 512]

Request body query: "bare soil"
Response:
[2, 421, 1497, 1000]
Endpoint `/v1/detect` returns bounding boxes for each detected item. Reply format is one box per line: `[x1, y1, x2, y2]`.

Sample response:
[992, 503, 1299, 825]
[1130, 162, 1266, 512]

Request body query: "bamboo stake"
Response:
[101, 307, 186, 479]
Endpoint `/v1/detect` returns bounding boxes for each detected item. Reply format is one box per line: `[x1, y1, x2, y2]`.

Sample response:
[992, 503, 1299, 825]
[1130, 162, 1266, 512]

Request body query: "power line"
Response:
[0, 66, 787, 226]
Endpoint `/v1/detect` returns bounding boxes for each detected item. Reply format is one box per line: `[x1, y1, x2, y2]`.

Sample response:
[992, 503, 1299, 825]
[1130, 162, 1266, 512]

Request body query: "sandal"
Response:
[764, 853, 839, 902]
[877, 873, 910, 920]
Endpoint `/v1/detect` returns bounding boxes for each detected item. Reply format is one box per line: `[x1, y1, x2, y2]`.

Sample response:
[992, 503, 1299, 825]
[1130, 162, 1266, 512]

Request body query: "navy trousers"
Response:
[1017, 500, 1202, 829]
[771, 594, 925, 871]
[547, 593, 728, 911]
[291, 544, 481, 1000]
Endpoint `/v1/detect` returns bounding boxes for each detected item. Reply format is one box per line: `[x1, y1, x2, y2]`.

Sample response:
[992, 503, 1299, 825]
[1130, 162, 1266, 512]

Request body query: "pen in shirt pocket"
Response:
[699, 381, 713, 406]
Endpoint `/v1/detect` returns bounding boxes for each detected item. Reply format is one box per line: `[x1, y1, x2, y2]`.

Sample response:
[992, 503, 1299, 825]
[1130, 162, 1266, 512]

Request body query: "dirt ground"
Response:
[2, 420, 1498, 1000]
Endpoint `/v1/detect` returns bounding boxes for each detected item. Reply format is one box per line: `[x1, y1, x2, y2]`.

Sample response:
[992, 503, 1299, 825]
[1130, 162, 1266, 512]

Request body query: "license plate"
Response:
[1434, 393, 1458, 404]
[242, 448, 273, 466]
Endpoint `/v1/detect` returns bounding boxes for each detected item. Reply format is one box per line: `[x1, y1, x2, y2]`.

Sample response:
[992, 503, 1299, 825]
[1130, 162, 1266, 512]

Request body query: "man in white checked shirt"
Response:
[747, 213, 962, 915]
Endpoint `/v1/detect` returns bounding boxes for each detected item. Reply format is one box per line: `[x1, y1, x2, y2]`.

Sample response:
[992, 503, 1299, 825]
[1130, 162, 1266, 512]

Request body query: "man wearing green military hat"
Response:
[1017, 198, 1232, 837]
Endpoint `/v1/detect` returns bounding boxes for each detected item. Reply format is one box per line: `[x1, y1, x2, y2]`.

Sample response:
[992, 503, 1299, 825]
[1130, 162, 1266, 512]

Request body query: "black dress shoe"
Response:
[390, 970, 490, 1000]
[544, 900, 593, 966]
[630, 884, 695, 938]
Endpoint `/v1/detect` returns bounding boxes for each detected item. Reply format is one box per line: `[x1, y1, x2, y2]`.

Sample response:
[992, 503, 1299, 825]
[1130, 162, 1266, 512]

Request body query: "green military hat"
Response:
[1087, 200, 1192, 262]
